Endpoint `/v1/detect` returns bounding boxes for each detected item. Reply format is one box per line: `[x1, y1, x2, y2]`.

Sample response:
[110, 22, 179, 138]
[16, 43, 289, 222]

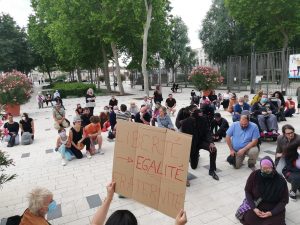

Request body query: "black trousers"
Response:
[190, 141, 217, 172]
[70, 138, 91, 159]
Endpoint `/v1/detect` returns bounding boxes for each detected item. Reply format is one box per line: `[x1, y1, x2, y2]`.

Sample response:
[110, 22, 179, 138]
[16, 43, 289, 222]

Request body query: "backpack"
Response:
[6, 215, 22, 225]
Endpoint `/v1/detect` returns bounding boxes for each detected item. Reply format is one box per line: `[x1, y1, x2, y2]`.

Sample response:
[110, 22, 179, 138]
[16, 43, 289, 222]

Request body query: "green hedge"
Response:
[52, 82, 97, 98]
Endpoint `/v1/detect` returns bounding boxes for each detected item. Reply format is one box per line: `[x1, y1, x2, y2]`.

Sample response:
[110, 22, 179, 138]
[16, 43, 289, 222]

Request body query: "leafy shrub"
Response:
[0, 70, 33, 105]
[52, 82, 97, 98]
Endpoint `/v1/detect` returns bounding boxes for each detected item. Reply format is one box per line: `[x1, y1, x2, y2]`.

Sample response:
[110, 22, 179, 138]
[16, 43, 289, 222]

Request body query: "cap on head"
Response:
[73, 115, 82, 123]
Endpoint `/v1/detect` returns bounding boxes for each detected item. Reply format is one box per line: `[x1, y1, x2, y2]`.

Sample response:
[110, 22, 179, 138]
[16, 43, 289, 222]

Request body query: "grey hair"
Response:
[87, 88, 94, 95]
[28, 187, 53, 216]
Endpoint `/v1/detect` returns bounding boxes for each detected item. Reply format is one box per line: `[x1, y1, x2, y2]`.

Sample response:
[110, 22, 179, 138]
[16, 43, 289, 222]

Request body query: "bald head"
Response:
[240, 115, 249, 129]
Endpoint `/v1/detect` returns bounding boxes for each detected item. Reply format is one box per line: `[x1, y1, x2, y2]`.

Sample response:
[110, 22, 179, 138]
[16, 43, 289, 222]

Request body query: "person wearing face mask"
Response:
[237, 156, 288, 225]
[19, 113, 34, 144]
[233, 97, 250, 122]
[282, 144, 300, 200]
[128, 101, 139, 120]
[252, 94, 278, 136]
[55, 128, 73, 166]
[19, 187, 55, 225]
[226, 111, 260, 170]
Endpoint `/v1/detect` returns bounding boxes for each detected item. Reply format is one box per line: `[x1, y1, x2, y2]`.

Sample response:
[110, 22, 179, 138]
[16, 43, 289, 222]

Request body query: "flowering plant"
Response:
[188, 66, 224, 91]
[0, 70, 33, 105]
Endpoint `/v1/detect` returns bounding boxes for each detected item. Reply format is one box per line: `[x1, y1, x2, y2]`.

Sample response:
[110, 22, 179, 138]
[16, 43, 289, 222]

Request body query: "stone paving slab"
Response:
[1, 82, 300, 225]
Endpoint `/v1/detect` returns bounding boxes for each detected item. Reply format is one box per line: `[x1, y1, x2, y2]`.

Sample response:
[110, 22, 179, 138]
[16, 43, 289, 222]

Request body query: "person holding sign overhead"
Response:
[91, 182, 188, 225]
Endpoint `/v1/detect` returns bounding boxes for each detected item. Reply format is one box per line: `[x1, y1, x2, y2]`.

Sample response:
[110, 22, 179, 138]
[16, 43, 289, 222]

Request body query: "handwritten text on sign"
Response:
[112, 120, 192, 218]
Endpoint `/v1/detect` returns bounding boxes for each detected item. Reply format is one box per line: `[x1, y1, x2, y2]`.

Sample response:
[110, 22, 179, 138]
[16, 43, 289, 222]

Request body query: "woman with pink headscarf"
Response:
[237, 156, 288, 225]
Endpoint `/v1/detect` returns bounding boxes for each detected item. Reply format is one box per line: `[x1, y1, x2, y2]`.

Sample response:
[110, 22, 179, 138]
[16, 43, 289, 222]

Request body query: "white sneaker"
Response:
[86, 152, 92, 159]
[61, 159, 67, 166]
[99, 148, 104, 155]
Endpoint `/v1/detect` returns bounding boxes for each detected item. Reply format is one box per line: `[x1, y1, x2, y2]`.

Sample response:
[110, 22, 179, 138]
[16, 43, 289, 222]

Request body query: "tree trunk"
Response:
[77, 69, 82, 82]
[95, 67, 100, 90]
[46, 67, 52, 83]
[89, 69, 93, 84]
[280, 29, 289, 94]
[142, 0, 153, 97]
[111, 42, 125, 95]
[102, 46, 112, 92]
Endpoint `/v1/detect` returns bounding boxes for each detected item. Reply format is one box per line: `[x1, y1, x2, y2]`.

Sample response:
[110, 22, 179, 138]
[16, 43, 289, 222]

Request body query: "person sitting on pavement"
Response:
[19, 113, 34, 145]
[109, 95, 118, 109]
[53, 101, 70, 130]
[171, 82, 179, 93]
[181, 109, 219, 182]
[157, 106, 175, 130]
[233, 97, 250, 122]
[221, 91, 230, 111]
[53, 90, 60, 101]
[81, 107, 91, 128]
[252, 94, 279, 135]
[285, 96, 296, 117]
[250, 90, 263, 106]
[116, 104, 131, 121]
[165, 93, 177, 116]
[276, 124, 300, 165]
[69, 116, 92, 159]
[128, 101, 139, 120]
[109, 106, 118, 131]
[134, 106, 151, 125]
[91, 182, 187, 225]
[282, 144, 300, 201]
[100, 106, 110, 132]
[84, 116, 103, 155]
[239, 156, 288, 225]
[175, 105, 197, 131]
[45, 91, 53, 107]
[244, 94, 249, 104]
[4, 113, 20, 147]
[55, 128, 73, 166]
[226, 110, 260, 170]
[36, 92, 45, 109]
[141, 95, 152, 109]
[151, 102, 161, 126]
[75, 103, 83, 116]
[190, 90, 200, 107]
[19, 187, 55, 225]
[211, 113, 229, 142]
[153, 84, 163, 104]
[227, 94, 237, 113]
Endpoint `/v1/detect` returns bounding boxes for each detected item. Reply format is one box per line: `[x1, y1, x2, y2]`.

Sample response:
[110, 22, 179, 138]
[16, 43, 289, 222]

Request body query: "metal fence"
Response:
[227, 48, 300, 95]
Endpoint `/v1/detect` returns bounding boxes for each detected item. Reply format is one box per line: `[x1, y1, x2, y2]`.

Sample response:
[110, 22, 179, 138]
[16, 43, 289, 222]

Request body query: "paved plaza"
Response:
[1, 82, 300, 225]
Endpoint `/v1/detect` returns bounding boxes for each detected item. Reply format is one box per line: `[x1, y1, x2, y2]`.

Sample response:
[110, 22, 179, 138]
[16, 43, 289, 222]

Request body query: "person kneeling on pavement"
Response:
[84, 116, 103, 156]
[211, 112, 229, 142]
[226, 110, 260, 170]
[181, 109, 219, 183]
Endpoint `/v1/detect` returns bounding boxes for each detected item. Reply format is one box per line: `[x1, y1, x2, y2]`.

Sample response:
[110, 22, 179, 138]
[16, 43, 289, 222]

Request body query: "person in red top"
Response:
[285, 96, 296, 117]
[84, 116, 103, 156]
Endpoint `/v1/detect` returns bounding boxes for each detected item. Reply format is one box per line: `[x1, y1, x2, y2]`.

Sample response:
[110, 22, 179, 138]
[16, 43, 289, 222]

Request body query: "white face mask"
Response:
[297, 149, 300, 155]
[239, 102, 243, 106]
[22, 116, 26, 120]
[114, 110, 118, 113]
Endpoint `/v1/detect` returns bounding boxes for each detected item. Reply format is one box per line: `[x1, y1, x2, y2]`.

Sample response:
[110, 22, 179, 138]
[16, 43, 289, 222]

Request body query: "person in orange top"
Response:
[20, 187, 55, 225]
[284, 96, 296, 117]
[84, 116, 103, 155]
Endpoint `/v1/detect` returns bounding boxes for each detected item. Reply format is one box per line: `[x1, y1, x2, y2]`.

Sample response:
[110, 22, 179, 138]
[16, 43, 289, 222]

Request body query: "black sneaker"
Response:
[289, 190, 297, 201]
[209, 171, 219, 181]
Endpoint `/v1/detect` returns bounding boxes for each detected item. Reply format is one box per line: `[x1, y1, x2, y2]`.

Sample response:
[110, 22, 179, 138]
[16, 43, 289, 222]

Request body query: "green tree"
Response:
[225, 0, 300, 50]
[199, 0, 251, 64]
[0, 150, 16, 187]
[164, 16, 190, 82]
[0, 14, 34, 73]
[27, 15, 57, 82]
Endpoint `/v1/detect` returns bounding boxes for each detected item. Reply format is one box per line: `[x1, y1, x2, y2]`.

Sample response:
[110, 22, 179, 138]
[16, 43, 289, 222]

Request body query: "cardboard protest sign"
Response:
[112, 120, 192, 218]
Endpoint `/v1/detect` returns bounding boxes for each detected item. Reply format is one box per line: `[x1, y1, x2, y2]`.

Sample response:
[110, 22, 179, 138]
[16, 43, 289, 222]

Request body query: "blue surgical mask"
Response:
[48, 200, 57, 213]
[261, 98, 267, 103]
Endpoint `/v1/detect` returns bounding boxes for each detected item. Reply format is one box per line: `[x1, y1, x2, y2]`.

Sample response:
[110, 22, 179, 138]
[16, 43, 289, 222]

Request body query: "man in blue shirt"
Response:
[226, 110, 260, 170]
[232, 96, 250, 122]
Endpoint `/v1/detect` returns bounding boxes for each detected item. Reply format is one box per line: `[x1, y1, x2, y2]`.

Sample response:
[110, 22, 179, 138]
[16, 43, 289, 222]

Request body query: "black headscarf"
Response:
[256, 156, 286, 203]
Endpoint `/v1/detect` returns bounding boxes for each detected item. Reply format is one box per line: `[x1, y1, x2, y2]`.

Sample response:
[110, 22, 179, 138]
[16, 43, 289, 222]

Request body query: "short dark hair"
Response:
[90, 116, 100, 124]
[105, 210, 137, 225]
[120, 104, 127, 112]
[282, 124, 295, 134]
[214, 113, 221, 118]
